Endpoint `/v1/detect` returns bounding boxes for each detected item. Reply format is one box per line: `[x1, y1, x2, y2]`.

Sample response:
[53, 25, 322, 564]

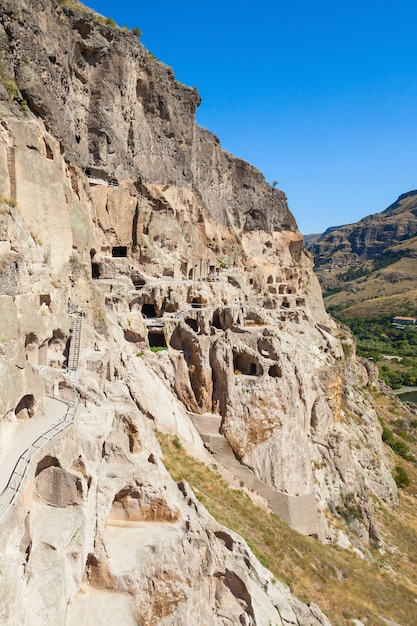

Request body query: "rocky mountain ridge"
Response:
[309, 191, 417, 316]
[309, 190, 417, 266]
[0, 1, 408, 624]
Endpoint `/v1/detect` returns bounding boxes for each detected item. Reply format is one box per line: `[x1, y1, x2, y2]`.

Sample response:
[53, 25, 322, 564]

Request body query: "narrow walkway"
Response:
[0, 398, 67, 494]
[189, 411, 322, 538]
[0, 386, 78, 521]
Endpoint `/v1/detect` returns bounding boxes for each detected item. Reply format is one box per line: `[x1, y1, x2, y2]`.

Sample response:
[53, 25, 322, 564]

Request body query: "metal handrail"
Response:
[0, 375, 80, 522]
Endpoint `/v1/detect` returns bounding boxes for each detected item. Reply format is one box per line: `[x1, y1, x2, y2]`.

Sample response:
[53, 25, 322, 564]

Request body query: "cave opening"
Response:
[233, 353, 262, 376]
[191, 298, 203, 309]
[133, 278, 145, 290]
[269, 364, 282, 378]
[44, 140, 54, 160]
[90, 249, 101, 279]
[91, 263, 101, 279]
[148, 331, 167, 348]
[142, 303, 157, 318]
[212, 311, 222, 330]
[25, 332, 37, 348]
[112, 246, 127, 258]
[39, 294, 51, 308]
[15, 394, 35, 421]
[25, 333, 39, 366]
[185, 318, 199, 333]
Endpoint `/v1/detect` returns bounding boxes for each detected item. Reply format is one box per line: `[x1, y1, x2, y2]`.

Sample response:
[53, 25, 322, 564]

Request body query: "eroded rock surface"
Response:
[0, 1, 399, 624]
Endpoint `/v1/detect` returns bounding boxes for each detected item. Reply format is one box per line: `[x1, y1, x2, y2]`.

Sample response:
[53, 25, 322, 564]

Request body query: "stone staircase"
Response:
[189, 411, 322, 538]
[67, 313, 82, 371]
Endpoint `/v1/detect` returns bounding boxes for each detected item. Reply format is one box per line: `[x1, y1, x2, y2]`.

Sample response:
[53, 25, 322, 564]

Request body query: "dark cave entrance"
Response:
[133, 278, 145, 290]
[212, 311, 222, 330]
[148, 331, 167, 348]
[233, 353, 262, 376]
[91, 263, 101, 279]
[268, 364, 282, 378]
[112, 246, 127, 258]
[191, 298, 203, 309]
[185, 318, 199, 333]
[142, 303, 157, 318]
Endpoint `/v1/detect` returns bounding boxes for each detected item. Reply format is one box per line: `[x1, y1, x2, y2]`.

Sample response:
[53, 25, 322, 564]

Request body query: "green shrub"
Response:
[381, 422, 396, 447]
[150, 346, 167, 353]
[380, 418, 415, 463]
[0, 69, 19, 101]
[131, 26, 142, 38]
[172, 435, 182, 450]
[337, 265, 370, 282]
[390, 439, 410, 457]
[393, 465, 410, 488]
[96, 308, 106, 331]
[335, 493, 363, 524]
[104, 17, 117, 27]
[341, 342, 351, 358]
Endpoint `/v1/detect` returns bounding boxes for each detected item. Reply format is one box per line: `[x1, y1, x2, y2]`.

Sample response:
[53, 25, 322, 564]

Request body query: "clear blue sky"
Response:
[84, 0, 417, 234]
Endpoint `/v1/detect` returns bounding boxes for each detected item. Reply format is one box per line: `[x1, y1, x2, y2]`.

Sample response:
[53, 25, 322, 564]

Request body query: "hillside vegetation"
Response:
[309, 191, 417, 388]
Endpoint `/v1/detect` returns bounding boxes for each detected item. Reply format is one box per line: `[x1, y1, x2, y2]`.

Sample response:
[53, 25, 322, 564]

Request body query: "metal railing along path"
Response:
[0, 375, 80, 522]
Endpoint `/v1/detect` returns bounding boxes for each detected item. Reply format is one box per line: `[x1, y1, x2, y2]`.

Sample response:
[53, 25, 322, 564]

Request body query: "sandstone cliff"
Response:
[0, 1, 401, 624]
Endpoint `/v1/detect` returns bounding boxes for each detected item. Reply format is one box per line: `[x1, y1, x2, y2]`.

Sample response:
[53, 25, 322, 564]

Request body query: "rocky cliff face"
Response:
[0, 1, 399, 624]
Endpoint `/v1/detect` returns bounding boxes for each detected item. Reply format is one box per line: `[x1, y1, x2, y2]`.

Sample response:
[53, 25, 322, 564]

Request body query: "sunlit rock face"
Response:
[0, 0, 397, 623]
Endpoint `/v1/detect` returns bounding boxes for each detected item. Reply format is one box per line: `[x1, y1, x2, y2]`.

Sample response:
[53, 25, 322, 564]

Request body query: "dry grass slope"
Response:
[157, 425, 417, 626]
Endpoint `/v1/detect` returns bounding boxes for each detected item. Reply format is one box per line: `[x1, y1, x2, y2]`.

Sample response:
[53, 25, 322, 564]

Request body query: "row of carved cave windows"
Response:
[132, 300, 263, 328]
[142, 330, 282, 378]
[134, 304, 290, 332]
[91, 248, 218, 283]
[266, 269, 296, 284]
[139, 307, 227, 332]
[134, 295, 305, 319]
[131, 297, 206, 319]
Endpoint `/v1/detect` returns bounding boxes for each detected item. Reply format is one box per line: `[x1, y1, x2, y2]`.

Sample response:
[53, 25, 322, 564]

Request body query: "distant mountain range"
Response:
[308, 190, 417, 318]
